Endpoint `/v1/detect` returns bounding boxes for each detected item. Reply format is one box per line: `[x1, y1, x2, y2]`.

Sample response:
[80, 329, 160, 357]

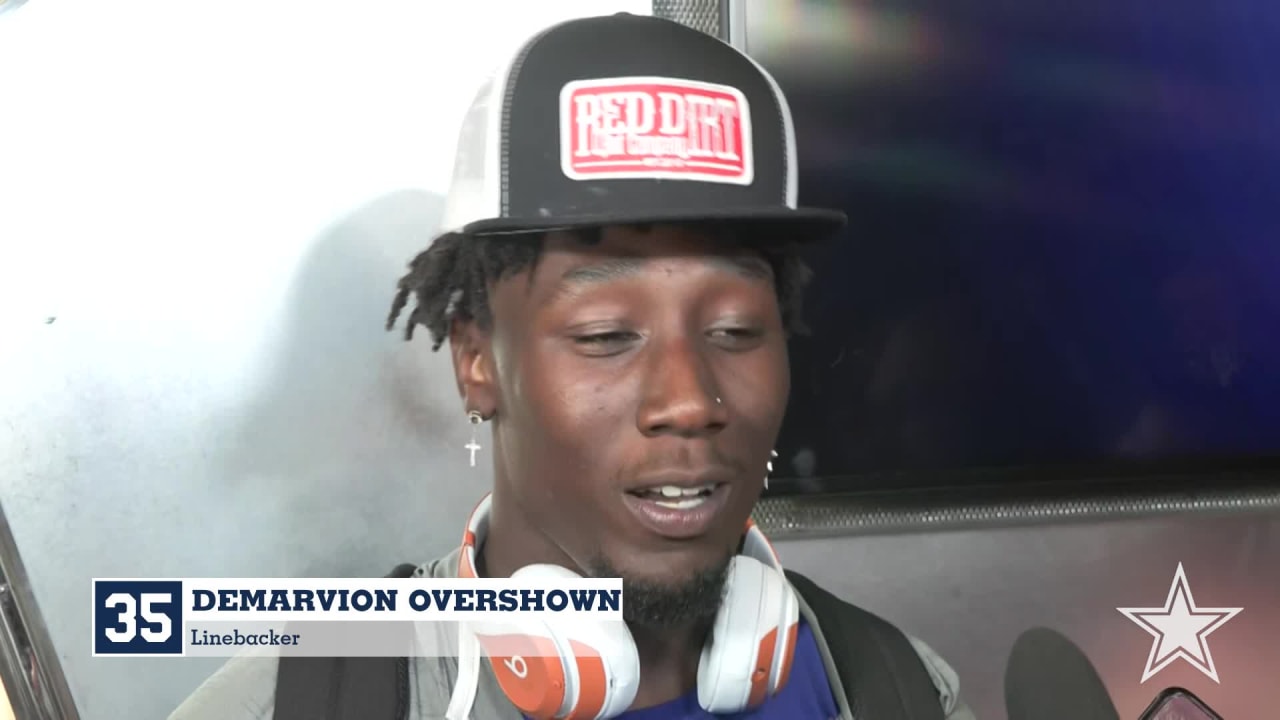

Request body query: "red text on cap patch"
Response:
[559, 77, 753, 185]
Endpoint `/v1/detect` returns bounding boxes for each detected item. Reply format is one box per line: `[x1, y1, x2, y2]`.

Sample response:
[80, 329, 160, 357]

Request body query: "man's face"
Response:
[473, 224, 790, 621]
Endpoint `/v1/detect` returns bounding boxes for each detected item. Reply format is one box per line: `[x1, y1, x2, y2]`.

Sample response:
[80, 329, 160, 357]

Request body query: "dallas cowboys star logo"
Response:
[1117, 563, 1242, 683]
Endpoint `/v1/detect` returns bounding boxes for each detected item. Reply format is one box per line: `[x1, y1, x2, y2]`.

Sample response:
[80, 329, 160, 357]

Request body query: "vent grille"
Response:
[752, 483, 1280, 538]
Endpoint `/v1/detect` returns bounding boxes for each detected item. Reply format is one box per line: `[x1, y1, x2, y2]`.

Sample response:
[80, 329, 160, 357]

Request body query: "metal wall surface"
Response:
[0, 2, 650, 719]
[775, 512, 1279, 719]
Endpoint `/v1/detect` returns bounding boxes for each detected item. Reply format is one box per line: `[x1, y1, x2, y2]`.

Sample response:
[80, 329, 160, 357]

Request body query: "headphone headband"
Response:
[451, 492, 799, 719]
[458, 493, 783, 579]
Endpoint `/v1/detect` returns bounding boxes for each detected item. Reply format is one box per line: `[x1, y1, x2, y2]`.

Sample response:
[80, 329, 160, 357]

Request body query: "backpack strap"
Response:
[273, 564, 417, 720]
[785, 570, 946, 720]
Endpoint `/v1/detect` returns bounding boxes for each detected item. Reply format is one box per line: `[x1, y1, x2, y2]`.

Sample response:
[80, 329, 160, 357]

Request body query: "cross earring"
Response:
[465, 411, 483, 467]
[764, 449, 777, 490]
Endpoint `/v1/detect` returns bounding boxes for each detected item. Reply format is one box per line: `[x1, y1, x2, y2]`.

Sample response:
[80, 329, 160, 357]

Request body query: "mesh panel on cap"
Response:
[652, 0, 727, 39]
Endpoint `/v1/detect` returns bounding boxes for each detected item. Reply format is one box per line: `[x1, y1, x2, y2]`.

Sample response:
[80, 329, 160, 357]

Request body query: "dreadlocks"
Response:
[385, 225, 814, 350]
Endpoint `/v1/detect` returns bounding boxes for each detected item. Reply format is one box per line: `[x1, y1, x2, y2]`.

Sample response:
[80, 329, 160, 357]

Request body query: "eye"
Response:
[572, 330, 640, 356]
[708, 326, 765, 350]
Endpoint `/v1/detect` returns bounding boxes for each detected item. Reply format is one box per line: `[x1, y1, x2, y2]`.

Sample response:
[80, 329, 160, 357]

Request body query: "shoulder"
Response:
[785, 570, 978, 720]
[167, 652, 279, 720]
[167, 555, 458, 720]
[420, 548, 461, 579]
[903, 635, 979, 720]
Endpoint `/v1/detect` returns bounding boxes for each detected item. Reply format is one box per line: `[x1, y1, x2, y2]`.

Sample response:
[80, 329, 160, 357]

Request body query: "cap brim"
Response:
[459, 206, 848, 244]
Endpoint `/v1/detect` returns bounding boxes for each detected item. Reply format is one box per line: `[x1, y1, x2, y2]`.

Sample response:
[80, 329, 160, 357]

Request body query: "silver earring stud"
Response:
[465, 411, 483, 467]
[715, 397, 722, 404]
[764, 449, 778, 489]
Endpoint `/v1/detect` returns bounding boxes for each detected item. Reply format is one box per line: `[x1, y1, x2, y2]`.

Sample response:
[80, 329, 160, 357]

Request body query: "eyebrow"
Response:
[558, 255, 774, 287]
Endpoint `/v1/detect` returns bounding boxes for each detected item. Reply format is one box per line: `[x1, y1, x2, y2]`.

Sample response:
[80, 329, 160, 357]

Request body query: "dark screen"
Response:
[748, 0, 1280, 494]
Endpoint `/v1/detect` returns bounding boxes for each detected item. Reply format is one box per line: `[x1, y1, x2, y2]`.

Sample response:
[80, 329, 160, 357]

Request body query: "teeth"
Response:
[655, 484, 711, 497]
[633, 485, 716, 510]
[654, 496, 709, 510]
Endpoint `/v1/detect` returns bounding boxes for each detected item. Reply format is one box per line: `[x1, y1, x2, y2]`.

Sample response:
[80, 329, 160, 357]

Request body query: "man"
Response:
[171, 12, 975, 719]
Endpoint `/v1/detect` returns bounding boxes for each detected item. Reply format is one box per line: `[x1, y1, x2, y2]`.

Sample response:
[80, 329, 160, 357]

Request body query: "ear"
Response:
[448, 318, 498, 417]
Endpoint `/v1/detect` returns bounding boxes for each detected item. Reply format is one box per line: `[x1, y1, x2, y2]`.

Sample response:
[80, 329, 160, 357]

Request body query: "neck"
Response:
[627, 619, 712, 709]
[477, 493, 710, 710]
[477, 491, 577, 579]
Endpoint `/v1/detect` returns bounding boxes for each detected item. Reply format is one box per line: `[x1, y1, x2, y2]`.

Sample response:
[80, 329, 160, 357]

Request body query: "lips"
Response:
[627, 482, 718, 507]
[622, 476, 732, 540]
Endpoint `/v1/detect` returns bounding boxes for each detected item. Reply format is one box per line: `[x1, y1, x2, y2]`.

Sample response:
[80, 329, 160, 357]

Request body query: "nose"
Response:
[637, 336, 729, 438]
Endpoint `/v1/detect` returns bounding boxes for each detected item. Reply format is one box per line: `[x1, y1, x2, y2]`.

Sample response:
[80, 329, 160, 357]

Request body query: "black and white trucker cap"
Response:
[440, 12, 848, 242]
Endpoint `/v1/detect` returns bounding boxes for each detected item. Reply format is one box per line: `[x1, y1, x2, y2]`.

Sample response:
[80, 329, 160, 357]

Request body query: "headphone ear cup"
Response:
[696, 556, 799, 713]
[767, 570, 800, 697]
[555, 619, 639, 719]
[481, 564, 640, 720]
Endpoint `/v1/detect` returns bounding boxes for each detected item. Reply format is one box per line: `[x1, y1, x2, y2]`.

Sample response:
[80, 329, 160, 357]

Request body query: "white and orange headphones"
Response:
[443, 493, 800, 720]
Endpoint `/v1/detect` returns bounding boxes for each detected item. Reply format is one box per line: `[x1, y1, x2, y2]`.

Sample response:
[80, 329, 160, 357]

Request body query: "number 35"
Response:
[104, 593, 172, 643]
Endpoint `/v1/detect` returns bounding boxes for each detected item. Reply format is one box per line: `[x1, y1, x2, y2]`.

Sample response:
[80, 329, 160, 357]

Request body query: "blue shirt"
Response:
[611, 620, 838, 719]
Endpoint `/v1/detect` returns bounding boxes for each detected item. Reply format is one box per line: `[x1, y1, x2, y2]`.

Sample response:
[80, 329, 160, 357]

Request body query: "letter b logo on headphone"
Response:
[504, 655, 529, 679]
